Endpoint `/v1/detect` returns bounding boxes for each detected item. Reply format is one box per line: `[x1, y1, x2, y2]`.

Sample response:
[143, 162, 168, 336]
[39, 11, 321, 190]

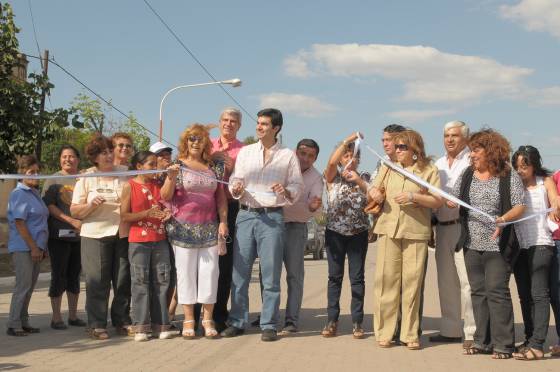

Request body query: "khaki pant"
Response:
[374, 235, 427, 343]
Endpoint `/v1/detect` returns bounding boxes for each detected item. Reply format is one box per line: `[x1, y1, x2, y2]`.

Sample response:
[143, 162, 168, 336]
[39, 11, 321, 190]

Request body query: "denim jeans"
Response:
[513, 245, 554, 351]
[129, 240, 171, 333]
[551, 241, 560, 342]
[325, 229, 368, 324]
[228, 209, 285, 330]
[282, 222, 307, 327]
[464, 249, 515, 353]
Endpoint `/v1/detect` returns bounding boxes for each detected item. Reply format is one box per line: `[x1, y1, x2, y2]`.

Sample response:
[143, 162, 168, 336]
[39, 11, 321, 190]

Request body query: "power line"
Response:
[142, 0, 256, 123]
[23, 54, 176, 148]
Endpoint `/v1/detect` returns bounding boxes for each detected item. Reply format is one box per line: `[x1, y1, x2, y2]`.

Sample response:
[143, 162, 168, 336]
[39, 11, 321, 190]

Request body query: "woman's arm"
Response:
[14, 220, 44, 262]
[216, 185, 228, 237]
[47, 205, 81, 231]
[120, 183, 166, 222]
[324, 133, 360, 183]
[409, 191, 444, 209]
[544, 176, 560, 220]
[161, 164, 180, 201]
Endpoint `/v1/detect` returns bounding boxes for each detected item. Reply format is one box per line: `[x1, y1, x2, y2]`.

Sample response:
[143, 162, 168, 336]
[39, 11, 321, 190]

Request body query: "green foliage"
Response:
[0, 3, 75, 173]
[41, 128, 94, 174]
[111, 113, 151, 152]
[71, 92, 105, 133]
[243, 136, 257, 145]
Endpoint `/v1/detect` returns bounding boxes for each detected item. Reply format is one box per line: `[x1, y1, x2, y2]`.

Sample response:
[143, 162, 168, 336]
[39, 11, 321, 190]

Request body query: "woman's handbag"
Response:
[364, 166, 390, 216]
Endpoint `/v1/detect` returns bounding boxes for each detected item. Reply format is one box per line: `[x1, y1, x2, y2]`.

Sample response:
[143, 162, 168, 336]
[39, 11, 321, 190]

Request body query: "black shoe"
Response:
[250, 316, 261, 327]
[429, 334, 462, 343]
[51, 321, 67, 330]
[6, 328, 28, 337]
[21, 326, 40, 334]
[215, 322, 227, 334]
[68, 318, 87, 327]
[282, 323, 298, 334]
[261, 329, 278, 342]
[220, 326, 244, 338]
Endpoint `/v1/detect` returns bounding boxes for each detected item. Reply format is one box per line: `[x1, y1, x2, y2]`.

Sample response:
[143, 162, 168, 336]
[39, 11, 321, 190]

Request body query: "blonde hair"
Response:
[178, 124, 213, 164]
[392, 129, 431, 169]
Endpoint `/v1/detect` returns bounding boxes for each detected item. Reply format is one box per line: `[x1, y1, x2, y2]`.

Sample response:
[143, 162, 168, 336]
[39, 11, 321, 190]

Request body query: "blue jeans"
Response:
[551, 241, 560, 341]
[283, 222, 307, 327]
[228, 209, 285, 330]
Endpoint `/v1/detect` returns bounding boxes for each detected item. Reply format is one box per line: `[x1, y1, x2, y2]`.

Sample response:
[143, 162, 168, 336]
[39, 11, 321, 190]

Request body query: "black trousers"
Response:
[48, 239, 81, 298]
[325, 229, 368, 324]
[513, 245, 554, 351]
[464, 249, 515, 353]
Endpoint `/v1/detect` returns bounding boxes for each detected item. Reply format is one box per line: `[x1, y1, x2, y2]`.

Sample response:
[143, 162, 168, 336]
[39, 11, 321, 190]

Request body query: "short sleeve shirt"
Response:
[326, 172, 369, 236]
[8, 183, 49, 252]
[42, 172, 80, 242]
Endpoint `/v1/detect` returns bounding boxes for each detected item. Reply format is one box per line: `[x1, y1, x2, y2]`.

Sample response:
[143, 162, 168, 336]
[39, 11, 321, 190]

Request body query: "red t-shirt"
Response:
[128, 179, 166, 243]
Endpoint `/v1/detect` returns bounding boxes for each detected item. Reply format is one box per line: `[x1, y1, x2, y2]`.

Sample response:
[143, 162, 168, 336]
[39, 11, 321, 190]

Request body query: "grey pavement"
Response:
[0, 245, 558, 371]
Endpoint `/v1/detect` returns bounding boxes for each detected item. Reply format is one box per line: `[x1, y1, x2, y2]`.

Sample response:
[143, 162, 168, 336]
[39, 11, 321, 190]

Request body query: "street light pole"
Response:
[159, 78, 242, 141]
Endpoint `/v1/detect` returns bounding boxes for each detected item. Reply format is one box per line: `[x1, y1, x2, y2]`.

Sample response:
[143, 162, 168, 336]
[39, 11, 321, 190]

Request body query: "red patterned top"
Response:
[128, 179, 166, 243]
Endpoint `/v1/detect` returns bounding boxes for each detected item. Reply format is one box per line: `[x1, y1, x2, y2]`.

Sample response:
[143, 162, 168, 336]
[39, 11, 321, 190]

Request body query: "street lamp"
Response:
[159, 78, 242, 140]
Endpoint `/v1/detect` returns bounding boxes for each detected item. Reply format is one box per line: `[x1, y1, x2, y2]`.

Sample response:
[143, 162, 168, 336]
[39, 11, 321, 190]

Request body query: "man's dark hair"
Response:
[57, 144, 81, 160]
[257, 108, 283, 135]
[296, 138, 320, 156]
[383, 124, 406, 133]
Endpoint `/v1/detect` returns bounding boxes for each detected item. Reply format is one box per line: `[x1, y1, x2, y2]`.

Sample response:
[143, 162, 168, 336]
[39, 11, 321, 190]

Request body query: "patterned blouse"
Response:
[326, 172, 369, 236]
[165, 160, 225, 249]
[452, 169, 524, 252]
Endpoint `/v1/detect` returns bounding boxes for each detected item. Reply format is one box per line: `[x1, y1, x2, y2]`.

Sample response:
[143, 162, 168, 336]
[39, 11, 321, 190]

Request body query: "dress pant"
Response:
[374, 235, 427, 343]
[111, 237, 131, 327]
[513, 245, 554, 351]
[435, 223, 476, 339]
[551, 241, 560, 342]
[129, 241, 171, 333]
[464, 249, 515, 354]
[48, 239, 81, 298]
[325, 229, 368, 324]
[7, 252, 41, 329]
[283, 222, 307, 327]
[213, 201, 239, 326]
[228, 209, 284, 330]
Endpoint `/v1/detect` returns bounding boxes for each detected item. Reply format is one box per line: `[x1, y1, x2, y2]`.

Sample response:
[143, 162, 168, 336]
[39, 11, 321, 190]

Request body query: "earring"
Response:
[412, 154, 418, 161]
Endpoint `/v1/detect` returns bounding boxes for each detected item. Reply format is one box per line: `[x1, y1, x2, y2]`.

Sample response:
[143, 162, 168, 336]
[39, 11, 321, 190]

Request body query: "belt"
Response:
[438, 219, 460, 226]
[239, 204, 282, 214]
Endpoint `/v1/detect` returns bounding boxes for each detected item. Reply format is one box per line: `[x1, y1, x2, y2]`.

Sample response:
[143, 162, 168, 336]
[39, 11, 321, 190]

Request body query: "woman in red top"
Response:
[121, 151, 173, 341]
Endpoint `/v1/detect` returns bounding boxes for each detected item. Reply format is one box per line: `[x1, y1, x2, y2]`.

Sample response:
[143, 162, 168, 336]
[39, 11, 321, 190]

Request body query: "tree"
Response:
[0, 3, 77, 173]
[243, 136, 257, 145]
[71, 92, 106, 133]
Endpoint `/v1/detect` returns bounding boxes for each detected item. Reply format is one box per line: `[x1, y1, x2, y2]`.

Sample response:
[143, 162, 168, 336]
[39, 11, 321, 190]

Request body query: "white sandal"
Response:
[182, 320, 195, 339]
[202, 319, 219, 339]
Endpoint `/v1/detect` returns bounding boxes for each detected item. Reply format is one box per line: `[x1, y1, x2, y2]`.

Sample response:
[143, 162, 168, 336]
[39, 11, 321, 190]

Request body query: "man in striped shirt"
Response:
[221, 108, 304, 342]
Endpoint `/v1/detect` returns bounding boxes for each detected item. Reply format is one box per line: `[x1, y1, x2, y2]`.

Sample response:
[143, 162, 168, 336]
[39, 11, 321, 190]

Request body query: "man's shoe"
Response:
[215, 322, 227, 334]
[429, 334, 462, 343]
[261, 329, 278, 342]
[281, 323, 298, 334]
[68, 318, 87, 327]
[21, 326, 39, 334]
[220, 326, 244, 338]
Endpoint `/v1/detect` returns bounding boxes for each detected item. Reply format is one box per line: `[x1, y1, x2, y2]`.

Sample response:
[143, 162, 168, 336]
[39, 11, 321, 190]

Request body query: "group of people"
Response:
[5, 107, 560, 361]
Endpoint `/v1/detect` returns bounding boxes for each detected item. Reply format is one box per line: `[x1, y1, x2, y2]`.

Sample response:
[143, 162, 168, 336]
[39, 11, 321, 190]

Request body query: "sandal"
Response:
[406, 341, 421, 350]
[201, 319, 219, 339]
[6, 328, 28, 337]
[378, 340, 392, 348]
[90, 328, 110, 340]
[550, 344, 560, 357]
[513, 346, 543, 361]
[463, 340, 474, 350]
[321, 321, 337, 338]
[492, 352, 512, 360]
[352, 323, 365, 339]
[182, 320, 196, 340]
[463, 346, 491, 355]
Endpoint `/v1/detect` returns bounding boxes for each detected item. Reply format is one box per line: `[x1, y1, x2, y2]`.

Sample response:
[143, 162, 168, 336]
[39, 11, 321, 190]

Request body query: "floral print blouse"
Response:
[326, 172, 369, 236]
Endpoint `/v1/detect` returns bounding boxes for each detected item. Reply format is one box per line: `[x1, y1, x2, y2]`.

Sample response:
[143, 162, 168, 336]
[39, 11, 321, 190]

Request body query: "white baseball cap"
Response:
[149, 141, 173, 154]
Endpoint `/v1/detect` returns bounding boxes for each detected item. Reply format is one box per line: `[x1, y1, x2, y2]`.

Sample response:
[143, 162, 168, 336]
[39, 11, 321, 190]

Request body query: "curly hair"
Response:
[178, 124, 213, 164]
[85, 133, 113, 166]
[468, 128, 511, 177]
[391, 129, 431, 170]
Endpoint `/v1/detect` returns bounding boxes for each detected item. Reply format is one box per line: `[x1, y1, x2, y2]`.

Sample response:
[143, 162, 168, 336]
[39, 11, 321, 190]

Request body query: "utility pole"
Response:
[35, 49, 49, 161]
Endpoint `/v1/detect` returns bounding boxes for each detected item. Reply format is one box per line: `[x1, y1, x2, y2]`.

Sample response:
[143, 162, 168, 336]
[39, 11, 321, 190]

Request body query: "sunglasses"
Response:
[117, 143, 132, 149]
[188, 135, 204, 143]
[394, 144, 409, 151]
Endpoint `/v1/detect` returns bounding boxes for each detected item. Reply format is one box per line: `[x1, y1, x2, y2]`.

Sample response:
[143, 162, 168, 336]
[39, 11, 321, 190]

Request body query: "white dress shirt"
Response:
[229, 141, 304, 208]
[435, 146, 470, 222]
[283, 166, 324, 223]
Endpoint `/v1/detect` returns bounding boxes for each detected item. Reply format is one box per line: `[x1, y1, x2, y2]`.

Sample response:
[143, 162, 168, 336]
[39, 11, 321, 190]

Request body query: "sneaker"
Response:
[261, 329, 278, 342]
[158, 331, 175, 340]
[282, 323, 298, 334]
[134, 333, 149, 342]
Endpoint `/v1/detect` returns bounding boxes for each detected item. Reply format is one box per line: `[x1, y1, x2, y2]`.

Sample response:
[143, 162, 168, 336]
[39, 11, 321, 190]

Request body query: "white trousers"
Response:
[435, 223, 476, 340]
[173, 245, 219, 305]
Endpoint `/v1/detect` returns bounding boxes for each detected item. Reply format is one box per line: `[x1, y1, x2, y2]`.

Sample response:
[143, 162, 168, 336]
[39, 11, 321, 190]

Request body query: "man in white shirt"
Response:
[221, 108, 304, 342]
[281, 139, 323, 334]
[430, 120, 476, 346]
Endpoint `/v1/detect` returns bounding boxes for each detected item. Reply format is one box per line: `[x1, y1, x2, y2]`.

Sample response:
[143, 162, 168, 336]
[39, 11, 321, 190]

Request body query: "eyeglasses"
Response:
[117, 143, 132, 149]
[394, 144, 409, 151]
[188, 135, 204, 143]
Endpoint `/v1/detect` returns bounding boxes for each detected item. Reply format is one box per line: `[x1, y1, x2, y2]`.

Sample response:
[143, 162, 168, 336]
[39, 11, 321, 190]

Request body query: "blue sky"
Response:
[10, 0, 560, 172]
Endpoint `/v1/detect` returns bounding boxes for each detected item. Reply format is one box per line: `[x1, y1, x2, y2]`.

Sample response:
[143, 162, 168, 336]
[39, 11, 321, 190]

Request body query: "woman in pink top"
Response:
[161, 124, 228, 339]
[551, 169, 560, 356]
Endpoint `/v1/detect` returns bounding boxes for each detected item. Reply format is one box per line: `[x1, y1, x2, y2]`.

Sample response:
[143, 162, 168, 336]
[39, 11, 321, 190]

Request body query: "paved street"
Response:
[0, 244, 558, 372]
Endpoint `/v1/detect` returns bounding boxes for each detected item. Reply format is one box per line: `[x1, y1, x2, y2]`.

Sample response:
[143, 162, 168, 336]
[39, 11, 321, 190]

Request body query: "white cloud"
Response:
[386, 109, 456, 123]
[284, 43, 533, 104]
[500, 0, 560, 39]
[258, 93, 337, 118]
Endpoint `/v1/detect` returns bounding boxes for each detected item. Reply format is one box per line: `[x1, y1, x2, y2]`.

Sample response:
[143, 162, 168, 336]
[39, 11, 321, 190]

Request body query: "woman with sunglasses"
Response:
[510, 145, 559, 360]
[161, 124, 228, 339]
[369, 129, 442, 350]
[70, 134, 130, 340]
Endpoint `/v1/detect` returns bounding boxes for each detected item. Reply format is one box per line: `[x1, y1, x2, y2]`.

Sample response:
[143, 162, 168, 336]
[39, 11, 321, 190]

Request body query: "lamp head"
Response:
[222, 78, 242, 87]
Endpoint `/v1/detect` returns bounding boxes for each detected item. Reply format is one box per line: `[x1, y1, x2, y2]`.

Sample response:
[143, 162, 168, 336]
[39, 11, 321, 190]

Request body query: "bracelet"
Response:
[498, 216, 506, 223]
[408, 192, 414, 202]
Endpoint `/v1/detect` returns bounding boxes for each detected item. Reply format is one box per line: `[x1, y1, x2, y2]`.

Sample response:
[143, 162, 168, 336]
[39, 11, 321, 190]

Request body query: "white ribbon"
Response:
[342, 132, 362, 172]
[363, 142, 555, 227]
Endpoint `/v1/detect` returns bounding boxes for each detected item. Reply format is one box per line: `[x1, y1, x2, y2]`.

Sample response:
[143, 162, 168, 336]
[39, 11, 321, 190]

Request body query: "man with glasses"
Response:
[221, 108, 304, 342]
